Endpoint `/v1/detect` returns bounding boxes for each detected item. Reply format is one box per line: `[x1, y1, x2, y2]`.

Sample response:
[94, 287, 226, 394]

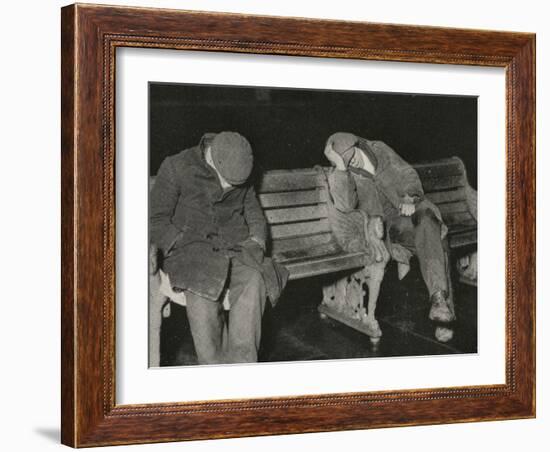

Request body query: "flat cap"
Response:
[210, 131, 253, 185]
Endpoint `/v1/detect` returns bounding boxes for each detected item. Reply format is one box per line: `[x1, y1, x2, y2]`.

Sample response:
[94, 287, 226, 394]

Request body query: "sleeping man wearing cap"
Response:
[150, 132, 288, 364]
[323, 132, 455, 331]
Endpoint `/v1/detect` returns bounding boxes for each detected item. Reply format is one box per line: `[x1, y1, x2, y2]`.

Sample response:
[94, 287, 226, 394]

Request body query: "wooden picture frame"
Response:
[61, 3, 535, 447]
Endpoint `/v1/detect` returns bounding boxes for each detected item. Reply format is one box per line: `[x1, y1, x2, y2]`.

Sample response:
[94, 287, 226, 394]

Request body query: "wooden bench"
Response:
[148, 157, 477, 366]
[148, 167, 386, 366]
[256, 168, 375, 278]
[317, 157, 478, 339]
[414, 157, 477, 249]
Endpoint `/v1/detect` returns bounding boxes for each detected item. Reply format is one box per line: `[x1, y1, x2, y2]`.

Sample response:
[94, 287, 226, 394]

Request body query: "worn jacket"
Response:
[327, 139, 447, 275]
[150, 134, 272, 301]
[328, 138, 446, 234]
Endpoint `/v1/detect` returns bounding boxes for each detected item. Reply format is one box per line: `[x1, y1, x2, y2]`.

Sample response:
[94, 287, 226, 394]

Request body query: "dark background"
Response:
[149, 82, 477, 189]
[149, 82, 479, 364]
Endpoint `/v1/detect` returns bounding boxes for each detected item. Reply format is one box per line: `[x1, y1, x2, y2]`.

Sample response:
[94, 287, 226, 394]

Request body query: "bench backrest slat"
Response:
[258, 188, 328, 208]
[264, 205, 329, 224]
[271, 232, 333, 255]
[257, 170, 322, 193]
[424, 188, 466, 204]
[269, 218, 331, 240]
[413, 158, 466, 179]
[414, 158, 467, 194]
[437, 201, 470, 216]
[420, 174, 466, 192]
[442, 211, 476, 226]
[256, 168, 335, 262]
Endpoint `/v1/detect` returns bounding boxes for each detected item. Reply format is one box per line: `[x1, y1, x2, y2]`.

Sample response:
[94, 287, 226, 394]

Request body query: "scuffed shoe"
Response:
[363, 317, 382, 338]
[429, 290, 455, 323]
[435, 326, 454, 343]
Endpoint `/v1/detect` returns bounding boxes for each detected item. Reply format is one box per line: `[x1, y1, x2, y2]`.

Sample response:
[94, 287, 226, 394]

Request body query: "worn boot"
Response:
[429, 290, 455, 323]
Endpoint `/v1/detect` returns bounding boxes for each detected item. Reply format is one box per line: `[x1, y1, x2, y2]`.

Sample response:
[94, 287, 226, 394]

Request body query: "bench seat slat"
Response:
[264, 205, 328, 224]
[284, 252, 367, 280]
[258, 188, 328, 208]
[274, 242, 341, 262]
[269, 219, 331, 239]
[271, 232, 334, 255]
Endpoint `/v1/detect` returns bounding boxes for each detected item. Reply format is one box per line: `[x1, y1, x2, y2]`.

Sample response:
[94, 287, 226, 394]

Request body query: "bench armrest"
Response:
[327, 204, 389, 265]
[357, 210, 390, 265]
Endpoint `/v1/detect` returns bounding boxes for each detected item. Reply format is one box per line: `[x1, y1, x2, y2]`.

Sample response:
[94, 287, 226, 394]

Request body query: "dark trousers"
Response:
[185, 258, 266, 364]
[387, 208, 449, 297]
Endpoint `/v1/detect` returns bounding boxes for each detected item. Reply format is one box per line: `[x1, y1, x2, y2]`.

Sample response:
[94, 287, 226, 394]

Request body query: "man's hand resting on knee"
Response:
[238, 237, 265, 266]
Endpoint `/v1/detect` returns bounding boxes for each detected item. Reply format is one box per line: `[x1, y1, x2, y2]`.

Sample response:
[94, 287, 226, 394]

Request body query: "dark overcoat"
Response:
[150, 134, 273, 301]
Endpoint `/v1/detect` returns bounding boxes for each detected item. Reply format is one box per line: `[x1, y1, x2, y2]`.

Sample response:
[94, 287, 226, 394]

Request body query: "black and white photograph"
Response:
[148, 82, 478, 367]
[0, 0, 544, 449]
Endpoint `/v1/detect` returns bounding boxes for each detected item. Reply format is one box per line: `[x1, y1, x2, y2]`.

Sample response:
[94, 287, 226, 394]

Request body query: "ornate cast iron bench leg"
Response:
[320, 258, 386, 343]
[318, 206, 390, 343]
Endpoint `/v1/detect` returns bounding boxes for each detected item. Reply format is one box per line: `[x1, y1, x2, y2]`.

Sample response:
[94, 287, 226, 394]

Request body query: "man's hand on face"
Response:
[324, 144, 348, 171]
[399, 194, 416, 216]
[400, 203, 416, 216]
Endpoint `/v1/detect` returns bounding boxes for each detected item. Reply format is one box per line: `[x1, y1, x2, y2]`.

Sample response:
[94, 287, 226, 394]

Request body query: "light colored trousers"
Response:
[388, 208, 449, 297]
[185, 259, 267, 364]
